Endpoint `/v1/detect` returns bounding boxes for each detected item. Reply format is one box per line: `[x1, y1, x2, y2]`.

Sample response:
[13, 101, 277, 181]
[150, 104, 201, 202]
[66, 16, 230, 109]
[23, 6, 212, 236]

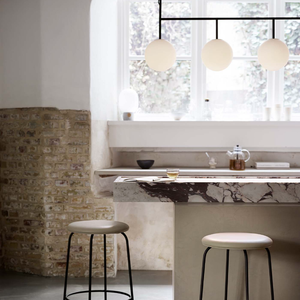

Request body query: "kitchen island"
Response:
[114, 175, 300, 300]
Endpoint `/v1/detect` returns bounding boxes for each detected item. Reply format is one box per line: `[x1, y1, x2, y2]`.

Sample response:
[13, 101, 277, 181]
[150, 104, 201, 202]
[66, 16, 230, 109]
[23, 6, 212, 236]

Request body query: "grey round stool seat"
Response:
[67, 220, 129, 235]
[63, 220, 133, 300]
[202, 232, 273, 250]
[199, 232, 274, 300]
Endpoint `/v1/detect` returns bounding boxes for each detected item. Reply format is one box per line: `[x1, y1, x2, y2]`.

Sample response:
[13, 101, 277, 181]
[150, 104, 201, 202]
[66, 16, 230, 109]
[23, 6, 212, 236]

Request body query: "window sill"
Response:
[108, 121, 300, 151]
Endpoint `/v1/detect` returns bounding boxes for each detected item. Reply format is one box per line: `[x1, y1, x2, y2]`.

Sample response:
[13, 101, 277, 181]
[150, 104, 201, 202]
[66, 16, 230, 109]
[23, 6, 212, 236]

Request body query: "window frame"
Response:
[280, 0, 300, 120]
[119, 0, 300, 121]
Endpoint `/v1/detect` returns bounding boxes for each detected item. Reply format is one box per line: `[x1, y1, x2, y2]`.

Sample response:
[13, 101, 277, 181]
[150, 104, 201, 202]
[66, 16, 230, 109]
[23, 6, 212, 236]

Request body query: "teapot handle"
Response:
[242, 149, 251, 162]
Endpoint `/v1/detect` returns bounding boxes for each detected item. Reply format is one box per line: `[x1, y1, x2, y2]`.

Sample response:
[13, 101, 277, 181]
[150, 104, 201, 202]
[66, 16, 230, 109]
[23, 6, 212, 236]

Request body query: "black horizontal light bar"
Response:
[157, 0, 300, 40]
[149, 0, 296, 71]
[160, 17, 300, 40]
[161, 17, 300, 21]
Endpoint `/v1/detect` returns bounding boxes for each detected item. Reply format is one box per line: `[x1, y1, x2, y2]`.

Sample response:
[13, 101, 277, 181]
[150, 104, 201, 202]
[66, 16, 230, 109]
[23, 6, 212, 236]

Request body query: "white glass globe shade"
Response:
[119, 89, 139, 112]
[258, 39, 289, 71]
[201, 39, 233, 71]
[145, 39, 176, 72]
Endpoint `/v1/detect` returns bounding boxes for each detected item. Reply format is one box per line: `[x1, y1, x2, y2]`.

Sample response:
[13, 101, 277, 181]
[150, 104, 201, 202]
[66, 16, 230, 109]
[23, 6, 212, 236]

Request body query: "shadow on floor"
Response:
[0, 270, 172, 300]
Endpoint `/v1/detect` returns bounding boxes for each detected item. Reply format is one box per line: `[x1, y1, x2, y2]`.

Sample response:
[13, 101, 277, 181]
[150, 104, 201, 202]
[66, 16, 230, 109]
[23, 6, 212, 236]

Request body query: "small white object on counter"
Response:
[172, 112, 185, 121]
[275, 104, 282, 121]
[206, 152, 217, 169]
[255, 162, 290, 169]
[123, 112, 134, 121]
[285, 106, 292, 121]
[264, 107, 272, 121]
[209, 158, 217, 169]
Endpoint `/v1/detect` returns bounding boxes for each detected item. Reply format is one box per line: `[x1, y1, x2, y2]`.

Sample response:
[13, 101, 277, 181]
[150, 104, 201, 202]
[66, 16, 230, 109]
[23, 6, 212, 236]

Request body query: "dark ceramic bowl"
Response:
[137, 160, 155, 169]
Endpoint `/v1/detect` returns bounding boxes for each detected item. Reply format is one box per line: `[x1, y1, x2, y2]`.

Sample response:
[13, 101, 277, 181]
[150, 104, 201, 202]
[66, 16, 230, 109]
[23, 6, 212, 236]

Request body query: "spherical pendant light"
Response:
[258, 39, 289, 71]
[145, 39, 176, 72]
[201, 39, 233, 71]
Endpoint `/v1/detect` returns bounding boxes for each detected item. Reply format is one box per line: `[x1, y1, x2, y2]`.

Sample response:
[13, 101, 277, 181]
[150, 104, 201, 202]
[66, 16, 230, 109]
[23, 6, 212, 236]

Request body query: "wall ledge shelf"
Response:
[107, 121, 300, 150]
[95, 167, 300, 177]
[108, 121, 300, 126]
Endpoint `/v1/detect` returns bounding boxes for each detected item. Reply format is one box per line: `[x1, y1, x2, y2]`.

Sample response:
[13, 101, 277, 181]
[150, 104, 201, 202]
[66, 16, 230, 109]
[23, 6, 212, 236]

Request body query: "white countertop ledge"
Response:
[107, 121, 300, 150]
[108, 121, 300, 127]
[95, 167, 300, 177]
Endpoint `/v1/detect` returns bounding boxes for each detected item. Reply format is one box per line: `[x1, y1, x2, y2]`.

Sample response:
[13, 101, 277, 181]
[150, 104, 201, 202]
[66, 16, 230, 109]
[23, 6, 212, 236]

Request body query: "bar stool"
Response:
[63, 220, 134, 300]
[199, 232, 274, 300]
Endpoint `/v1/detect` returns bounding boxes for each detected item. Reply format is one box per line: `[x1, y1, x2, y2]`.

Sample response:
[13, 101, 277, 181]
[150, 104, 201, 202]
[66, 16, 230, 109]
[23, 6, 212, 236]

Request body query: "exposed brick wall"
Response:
[0, 196, 3, 268]
[0, 108, 115, 277]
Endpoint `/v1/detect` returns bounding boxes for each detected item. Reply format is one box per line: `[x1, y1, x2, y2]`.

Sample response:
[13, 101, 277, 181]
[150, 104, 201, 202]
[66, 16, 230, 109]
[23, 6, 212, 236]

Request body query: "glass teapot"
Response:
[226, 145, 250, 171]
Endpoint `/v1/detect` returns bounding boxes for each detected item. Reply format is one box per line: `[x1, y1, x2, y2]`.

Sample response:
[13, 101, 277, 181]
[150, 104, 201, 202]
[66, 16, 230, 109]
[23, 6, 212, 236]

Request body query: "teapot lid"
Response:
[234, 145, 243, 151]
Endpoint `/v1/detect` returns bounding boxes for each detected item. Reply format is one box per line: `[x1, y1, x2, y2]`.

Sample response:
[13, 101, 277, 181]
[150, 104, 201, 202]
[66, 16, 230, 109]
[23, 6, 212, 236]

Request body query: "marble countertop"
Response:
[115, 176, 300, 183]
[114, 176, 300, 203]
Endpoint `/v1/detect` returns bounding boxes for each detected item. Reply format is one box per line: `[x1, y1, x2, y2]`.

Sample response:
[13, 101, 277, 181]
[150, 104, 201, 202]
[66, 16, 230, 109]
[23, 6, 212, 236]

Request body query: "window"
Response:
[119, 0, 300, 121]
[284, 2, 300, 114]
[124, 0, 192, 119]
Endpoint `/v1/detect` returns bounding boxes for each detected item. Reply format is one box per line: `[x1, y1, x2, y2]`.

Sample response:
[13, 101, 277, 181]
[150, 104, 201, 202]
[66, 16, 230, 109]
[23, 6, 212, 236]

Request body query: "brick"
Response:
[70, 164, 84, 171]
[43, 114, 64, 120]
[42, 147, 52, 153]
[48, 138, 60, 146]
[70, 180, 85, 187]
[55, 163, 68, 170]
[23, 139, 40, 145]
[74, 122, 90, 130]
[55, 180, 68, 187]
[23, 220, 44, 227]
[26, 130, 36, 137]
[31, 114, 41, 120]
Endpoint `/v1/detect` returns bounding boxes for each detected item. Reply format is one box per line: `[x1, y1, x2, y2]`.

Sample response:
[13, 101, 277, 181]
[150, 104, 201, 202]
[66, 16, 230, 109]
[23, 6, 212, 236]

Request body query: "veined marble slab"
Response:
[114, 176, 300, 203]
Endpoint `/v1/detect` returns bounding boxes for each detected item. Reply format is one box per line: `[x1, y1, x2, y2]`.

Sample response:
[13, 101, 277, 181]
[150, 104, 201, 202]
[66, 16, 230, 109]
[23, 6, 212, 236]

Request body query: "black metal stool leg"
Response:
[122, 232, 134, 300]
[63, 233, 74, 300]
[266, 248, 275, 300]
[104, 234, 107, 300]
[199, 247, 211, 300]
[224, 250, 230, 300]
[243, 250, 249, 300]
[89, 234, 94, 300]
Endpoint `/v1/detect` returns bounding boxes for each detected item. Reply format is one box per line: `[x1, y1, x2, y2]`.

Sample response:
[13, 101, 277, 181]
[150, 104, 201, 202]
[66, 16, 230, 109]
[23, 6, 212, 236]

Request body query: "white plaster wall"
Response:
[90, 0, 119, 173]
[0, 0, 90, 109]
[90, 0, 118, 122]
[116, 203, 174, 270]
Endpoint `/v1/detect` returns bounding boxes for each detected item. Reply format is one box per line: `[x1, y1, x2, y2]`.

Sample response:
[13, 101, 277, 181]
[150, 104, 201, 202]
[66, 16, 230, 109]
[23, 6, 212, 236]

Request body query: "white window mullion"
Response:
[275, 0, 285, 106]
[120, 0, 130, 92]
[197, 0, 208, 120]
[266, 0, 276, 108]
[189, 0, 197, 120]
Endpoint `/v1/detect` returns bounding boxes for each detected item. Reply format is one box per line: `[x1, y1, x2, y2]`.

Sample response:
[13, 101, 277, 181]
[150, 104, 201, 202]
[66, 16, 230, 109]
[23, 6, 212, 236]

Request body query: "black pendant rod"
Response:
[158, 0, 162, 39]
[273, 19, 275, 39]
[216, 19, 218, 39]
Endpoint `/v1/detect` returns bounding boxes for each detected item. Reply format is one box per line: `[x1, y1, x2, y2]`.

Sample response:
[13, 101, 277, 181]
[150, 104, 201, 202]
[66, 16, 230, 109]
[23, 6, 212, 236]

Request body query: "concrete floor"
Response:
[0, 270, 172, 300]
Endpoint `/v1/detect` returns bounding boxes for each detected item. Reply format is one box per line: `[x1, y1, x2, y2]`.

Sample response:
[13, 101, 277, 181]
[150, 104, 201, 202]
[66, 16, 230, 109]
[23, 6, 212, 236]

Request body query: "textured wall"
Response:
[0, 108, 115, 277]
[116, 202, 174, 271]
